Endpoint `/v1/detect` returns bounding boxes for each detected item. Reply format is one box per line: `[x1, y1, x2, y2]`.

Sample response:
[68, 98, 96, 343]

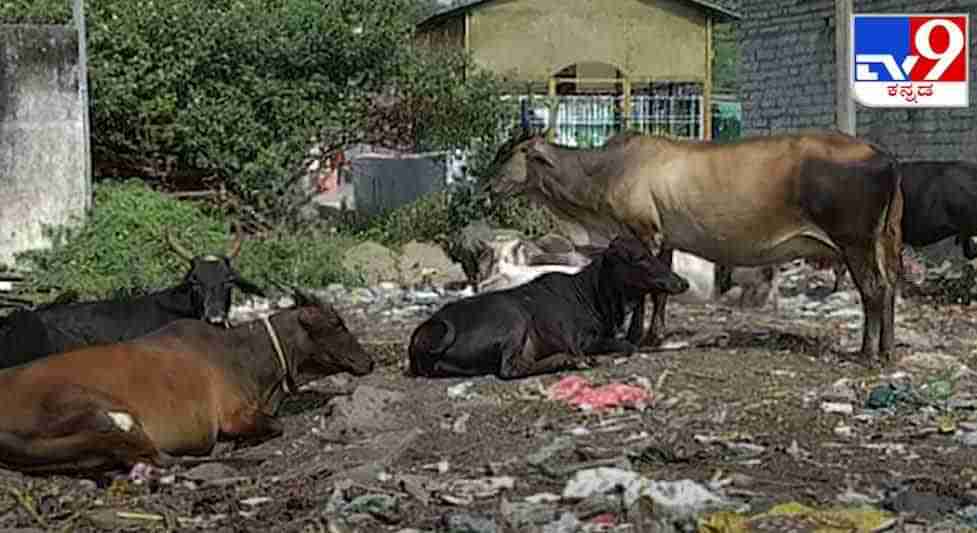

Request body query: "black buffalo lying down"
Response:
[407, 236, 690, 379]
[0, 225, 264, 369]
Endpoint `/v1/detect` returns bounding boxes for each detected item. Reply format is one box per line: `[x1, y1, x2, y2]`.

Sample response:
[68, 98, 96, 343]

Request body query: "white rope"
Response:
[261, 316, 293, 394]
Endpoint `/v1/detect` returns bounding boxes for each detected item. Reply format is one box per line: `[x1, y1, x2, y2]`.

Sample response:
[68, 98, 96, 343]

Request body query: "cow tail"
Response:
[407, 318, 456, 375]
[876, 146, 904, 285]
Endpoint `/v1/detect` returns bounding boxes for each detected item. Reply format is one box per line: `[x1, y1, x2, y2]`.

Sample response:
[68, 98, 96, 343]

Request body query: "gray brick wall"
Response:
[734, 0, 977, 161]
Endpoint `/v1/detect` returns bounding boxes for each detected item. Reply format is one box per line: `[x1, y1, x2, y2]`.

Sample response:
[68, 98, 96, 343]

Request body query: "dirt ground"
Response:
[0, 284, 975, 532]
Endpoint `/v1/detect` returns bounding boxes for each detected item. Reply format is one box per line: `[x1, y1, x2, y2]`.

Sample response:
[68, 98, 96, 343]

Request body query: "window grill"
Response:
[512, 83, 704, 148]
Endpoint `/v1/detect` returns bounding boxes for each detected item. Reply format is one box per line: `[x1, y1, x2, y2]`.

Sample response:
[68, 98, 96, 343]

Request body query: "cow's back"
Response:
[900, 161, 977, 246]
[609, 133, 896, 266]
[0, 333, 226, 454]
[0, 310, 55, 367]
[35, 293, 186, 352]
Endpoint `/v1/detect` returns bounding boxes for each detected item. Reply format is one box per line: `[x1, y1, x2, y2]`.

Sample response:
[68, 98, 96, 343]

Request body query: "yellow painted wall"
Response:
[465, 0, 707, 82]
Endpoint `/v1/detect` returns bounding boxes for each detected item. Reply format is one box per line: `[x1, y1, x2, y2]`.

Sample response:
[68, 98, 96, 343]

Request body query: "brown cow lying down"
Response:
[406, 236, 689, 379]
[0, 291, 374, 475]
[490, 129, 903, 366]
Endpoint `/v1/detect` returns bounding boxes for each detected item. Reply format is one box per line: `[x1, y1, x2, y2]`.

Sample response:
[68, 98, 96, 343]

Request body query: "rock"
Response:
[326, 386, 407, 434]
[182, 463, 240, 483]
[343, 241, 400, 285]
[400, 240, 466, 287]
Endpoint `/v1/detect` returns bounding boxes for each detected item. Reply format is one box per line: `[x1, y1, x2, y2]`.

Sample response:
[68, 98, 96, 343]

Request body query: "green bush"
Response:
[344, 186, 559, 249]
[77, 0, 508, 217]
[16, 180, 360, 300]
[0, 0, 70, 24]
[85, 0, 415, 208]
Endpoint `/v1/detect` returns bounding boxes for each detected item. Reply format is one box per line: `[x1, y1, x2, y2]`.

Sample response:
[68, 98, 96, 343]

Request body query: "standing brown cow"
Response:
[490, 129, 903, 366]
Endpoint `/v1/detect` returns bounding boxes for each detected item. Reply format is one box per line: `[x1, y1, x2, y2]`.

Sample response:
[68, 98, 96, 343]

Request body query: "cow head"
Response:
[166, 223, 266, 325]
[605, 236, 690, 295]
[290, 289, 375, 377]
[488, 127, 549, 196]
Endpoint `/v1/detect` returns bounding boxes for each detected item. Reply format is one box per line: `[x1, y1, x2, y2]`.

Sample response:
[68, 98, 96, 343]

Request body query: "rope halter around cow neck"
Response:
[261, 316, 296, 395]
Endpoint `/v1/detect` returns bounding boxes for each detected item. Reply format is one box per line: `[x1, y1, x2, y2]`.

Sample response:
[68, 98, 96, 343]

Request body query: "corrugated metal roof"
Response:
[418, 0, 742, 28]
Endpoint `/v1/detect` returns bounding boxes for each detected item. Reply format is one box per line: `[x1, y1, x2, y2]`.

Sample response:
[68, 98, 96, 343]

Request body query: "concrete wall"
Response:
[0, 24, 89, 266]
[466, 0, 708, 82]
[736, 0, 977, 160]
[854, 0, 977, 159]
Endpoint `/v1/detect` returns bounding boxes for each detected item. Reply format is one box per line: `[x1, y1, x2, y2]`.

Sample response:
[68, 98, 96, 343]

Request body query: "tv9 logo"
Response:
[852, 14, 969, 107]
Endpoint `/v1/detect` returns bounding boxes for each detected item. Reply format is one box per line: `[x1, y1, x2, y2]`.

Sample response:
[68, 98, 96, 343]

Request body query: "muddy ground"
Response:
[0, 273, 975, 532]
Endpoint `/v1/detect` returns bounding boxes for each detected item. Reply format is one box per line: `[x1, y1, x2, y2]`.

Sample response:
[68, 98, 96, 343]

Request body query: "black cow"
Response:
[901, 160, 977, 258]
[407, 236, 689, 379]
[822, 160, 977, 292]
[0, 225, 264, 369]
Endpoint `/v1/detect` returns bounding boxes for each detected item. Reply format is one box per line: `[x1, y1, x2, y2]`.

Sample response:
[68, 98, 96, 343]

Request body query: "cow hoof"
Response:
[639, 335, 664, 349]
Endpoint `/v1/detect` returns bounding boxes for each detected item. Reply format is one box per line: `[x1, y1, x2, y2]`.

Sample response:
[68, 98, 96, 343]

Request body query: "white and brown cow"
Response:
[489, 129, 904, 366]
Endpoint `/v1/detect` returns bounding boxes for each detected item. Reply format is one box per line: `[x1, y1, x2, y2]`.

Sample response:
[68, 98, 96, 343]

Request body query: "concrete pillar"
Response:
[835, 0, 856, 135]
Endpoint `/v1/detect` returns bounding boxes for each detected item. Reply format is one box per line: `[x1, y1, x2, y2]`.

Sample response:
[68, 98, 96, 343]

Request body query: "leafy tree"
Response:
[4, 0, 511, 219]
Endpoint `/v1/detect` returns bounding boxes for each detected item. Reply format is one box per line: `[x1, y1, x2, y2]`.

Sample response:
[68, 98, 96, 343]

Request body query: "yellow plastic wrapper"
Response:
[699, 502, 895, 533]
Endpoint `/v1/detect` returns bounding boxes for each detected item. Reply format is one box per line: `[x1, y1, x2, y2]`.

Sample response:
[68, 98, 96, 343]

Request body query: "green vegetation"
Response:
[345, 187, 559, 249]
[17, 181, 360, 299]
[15, 179, 555, 299]
[0, 0, 69, 24]
[2, 0, 511, 218]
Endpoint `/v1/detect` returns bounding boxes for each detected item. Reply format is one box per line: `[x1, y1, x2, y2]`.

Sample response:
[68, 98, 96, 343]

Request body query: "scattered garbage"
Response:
[881, 478, 977, 519]
[821, 401, 854, 415]
[441, 512, 498, 533]
[546, 376, 652, 411]
[701, 502, 894, 532]
[443, 476, 516, 504]
[541, 512, 581, 533]
[447, 382, 477, 400]
[561, 467, 731, 519]
[345, 494, 401, 524]
[527, 436, 576, 468]
[865, 383, 918, 409]
[500, 498, 561, 529]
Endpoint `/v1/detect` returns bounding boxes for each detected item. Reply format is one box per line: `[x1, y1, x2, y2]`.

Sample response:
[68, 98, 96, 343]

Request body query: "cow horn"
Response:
[165, 231, 195, 262]
[226, 222, 243, 259]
